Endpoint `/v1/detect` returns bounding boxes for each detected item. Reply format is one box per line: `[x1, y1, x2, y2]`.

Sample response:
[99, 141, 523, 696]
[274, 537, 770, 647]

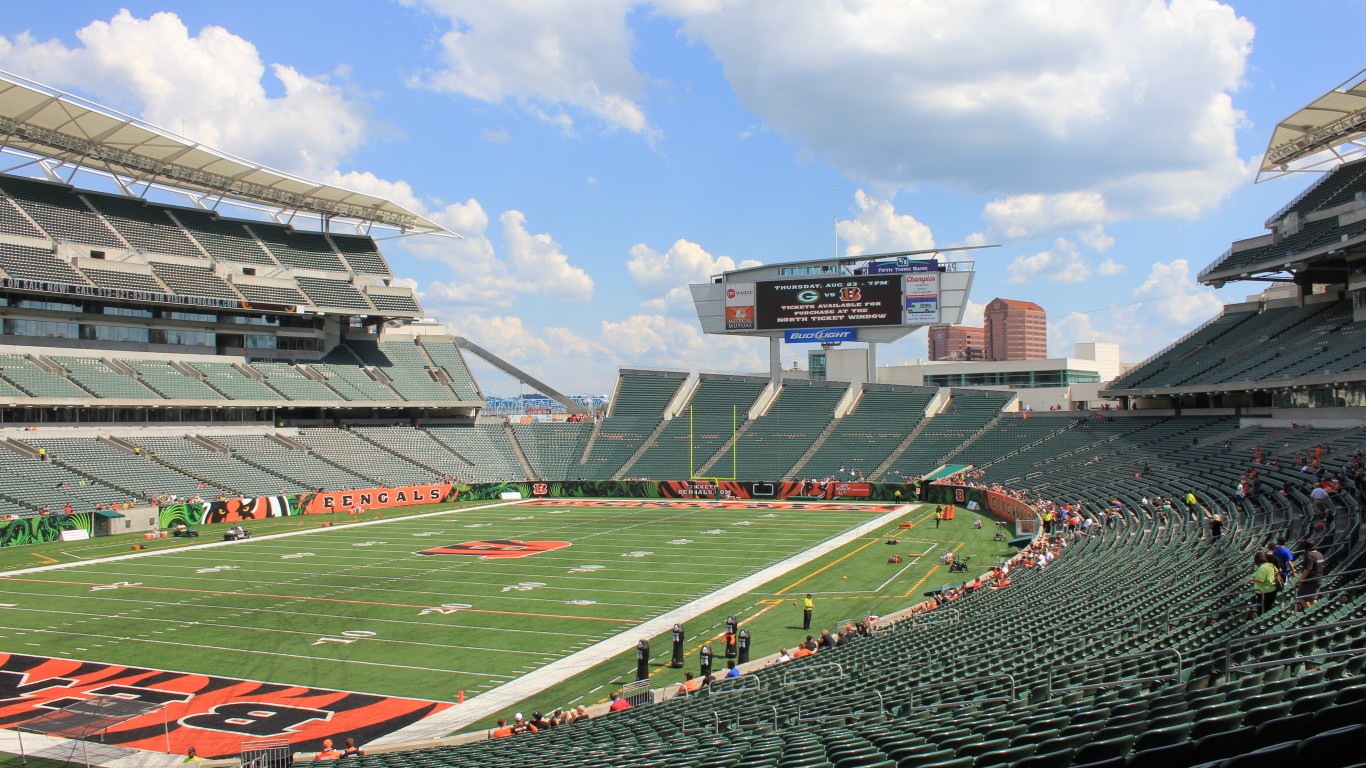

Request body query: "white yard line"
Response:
[371, 503, 917, 744]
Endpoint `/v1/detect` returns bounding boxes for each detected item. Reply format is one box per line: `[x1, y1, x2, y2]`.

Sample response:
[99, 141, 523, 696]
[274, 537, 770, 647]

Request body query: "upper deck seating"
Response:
[0, 176, 123, 249]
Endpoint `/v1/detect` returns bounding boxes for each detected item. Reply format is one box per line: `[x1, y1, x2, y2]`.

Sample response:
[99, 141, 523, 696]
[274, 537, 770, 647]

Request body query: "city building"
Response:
[983, 298, 1047, 360]
[927, 324, 985, 361]
[816, 342, 1126, 411]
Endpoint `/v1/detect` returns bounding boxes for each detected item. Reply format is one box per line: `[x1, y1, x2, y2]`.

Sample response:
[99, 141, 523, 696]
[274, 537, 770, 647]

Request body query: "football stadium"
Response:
[0, 50, 1360, 768]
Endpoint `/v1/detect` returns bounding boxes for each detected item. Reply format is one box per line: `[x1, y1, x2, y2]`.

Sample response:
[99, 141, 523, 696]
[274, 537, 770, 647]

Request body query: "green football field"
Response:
[0, 498, 1011, 726]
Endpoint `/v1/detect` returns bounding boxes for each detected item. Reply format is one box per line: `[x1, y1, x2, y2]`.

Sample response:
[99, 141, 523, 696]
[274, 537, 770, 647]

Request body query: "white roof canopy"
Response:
[0, 71, 446, 233]
[1259, 68, 1366, 181]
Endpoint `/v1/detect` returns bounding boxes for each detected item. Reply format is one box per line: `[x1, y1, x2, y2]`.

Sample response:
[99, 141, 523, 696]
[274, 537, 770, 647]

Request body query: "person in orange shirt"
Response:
[315, 740, 340, 760]
[678, 672, 702, 695]
[490, 718, 513, 738]
[792, 644, 816, 659]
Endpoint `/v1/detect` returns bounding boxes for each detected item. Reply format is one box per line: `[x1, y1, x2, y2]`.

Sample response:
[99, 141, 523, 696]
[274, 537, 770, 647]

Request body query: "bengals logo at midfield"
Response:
[416, 539, 570, 558]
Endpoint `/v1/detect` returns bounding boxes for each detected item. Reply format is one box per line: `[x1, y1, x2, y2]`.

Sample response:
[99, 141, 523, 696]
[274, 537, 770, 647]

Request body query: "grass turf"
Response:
[0, 499, 1016, 736]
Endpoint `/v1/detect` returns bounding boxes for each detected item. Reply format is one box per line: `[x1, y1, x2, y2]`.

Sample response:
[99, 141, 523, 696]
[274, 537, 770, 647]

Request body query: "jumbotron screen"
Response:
[753, 276, 902, 329]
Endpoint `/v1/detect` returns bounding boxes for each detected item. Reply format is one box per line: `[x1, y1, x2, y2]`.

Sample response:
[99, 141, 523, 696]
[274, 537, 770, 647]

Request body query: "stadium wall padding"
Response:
[5, 479, 1029, 547]
[0, 512, 92, 548]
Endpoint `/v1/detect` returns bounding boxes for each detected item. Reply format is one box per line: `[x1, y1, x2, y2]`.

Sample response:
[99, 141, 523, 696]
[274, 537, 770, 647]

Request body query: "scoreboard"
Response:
[693, 254, 975, 345]
[754, 277, 901, 329]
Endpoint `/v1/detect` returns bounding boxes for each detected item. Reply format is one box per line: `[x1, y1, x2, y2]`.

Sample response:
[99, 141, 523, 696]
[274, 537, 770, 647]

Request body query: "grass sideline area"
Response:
[0, 498, 1017, 750]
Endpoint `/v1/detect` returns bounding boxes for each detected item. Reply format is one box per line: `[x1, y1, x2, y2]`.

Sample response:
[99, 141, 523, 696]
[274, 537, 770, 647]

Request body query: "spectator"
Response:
[528, 711, 551, 732]
[1271, 537, 1295, 582]
[183, 747, 200, 763]
[573, 705, 590, 722]
[1296, 538, 1325, 610]
[608, 692, 631, 711]
[315, 740, 340, 761]
[1249, 551, 1278, 615]
[724, 660, 741, 678]
[339, 739, 364, 759]
[1310, 484, 1332, 515]
[1209, 514, 1223, 542]
[509, 713, 537, 734]
[490, 718, 513, 738]
[676, 672, 701, 696]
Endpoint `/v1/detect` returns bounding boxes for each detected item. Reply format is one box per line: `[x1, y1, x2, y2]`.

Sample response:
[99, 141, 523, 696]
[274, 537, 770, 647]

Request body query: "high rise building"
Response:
[928, 325, 985, 361]
[983, 298, 1047, 360]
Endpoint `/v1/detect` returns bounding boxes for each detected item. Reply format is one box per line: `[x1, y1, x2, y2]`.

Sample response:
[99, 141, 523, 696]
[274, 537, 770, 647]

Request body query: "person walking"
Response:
[1296, 538, 1325, 610]
[1249, 551, 1278, 615]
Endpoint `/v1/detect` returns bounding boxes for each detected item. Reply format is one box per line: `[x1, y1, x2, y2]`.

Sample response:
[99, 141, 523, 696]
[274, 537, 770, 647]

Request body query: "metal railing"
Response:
[619, 679, 653, 708]
[907, 673, 1017, 711]
[679, 710, 719, 734]
[794, 691, 885, 724]
[910, 608, 961, 629]
[732, 705, 780, 732]
[1046, 648, 1183, 698]
[1225, 617, 1366, 678]
[1055, 613, 1141, 642]
[781, 662, 844, 687]
[705, 674, 760, 697]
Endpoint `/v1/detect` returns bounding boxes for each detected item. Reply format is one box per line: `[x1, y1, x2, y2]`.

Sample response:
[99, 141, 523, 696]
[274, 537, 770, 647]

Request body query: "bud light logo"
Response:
[784, 328, 856, 343]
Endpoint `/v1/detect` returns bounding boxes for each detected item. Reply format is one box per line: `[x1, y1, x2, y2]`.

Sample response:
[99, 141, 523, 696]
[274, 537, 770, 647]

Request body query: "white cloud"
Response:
[661, 0, 1254, 221]
[1048, 312, 1123, 356]
[1080, 225, 1116, 253]
[836, 190, 935, 257]
[1098, 258, 1128, 277]
[410, 0, 655, 138]
[627, 239, 760, 311]
[0, 11, 369, 177]
[1133, 258, 1224, 323]
[1007, 238, 1091, 284]
[327, 171, 595, 308]
[982, 192, 1111, 241]
[599, 314, 765, 372]
[482, 127, 511, 144]
[502, 211, 595, 302]
[959, 299, 987, 329]
[444, 311, 765, 393]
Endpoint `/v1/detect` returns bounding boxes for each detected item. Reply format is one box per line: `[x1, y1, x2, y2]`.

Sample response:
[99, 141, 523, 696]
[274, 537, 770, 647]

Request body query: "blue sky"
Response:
[1, 1, 1362, 395]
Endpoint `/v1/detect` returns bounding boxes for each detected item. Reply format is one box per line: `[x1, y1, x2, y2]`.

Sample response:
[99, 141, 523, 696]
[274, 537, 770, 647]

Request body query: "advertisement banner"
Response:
[784, 327, 856, 343]
[294, 484, 459, 515]
[756, 276, 901, 330]
[724, 282, 756, 331]
[658, 480, 754, 500]
[867, 257, 937, 275]
[0, 513, 91, 549]
[903, 272, 940, 324]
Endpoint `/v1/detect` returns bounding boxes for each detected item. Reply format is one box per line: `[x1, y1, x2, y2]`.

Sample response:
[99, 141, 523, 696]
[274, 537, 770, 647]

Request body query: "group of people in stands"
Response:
[313, 738, 366, 760]
[489, 706, 590, 737]
[1249, 535, 1328, 615]
[768, 624, 872, 667]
